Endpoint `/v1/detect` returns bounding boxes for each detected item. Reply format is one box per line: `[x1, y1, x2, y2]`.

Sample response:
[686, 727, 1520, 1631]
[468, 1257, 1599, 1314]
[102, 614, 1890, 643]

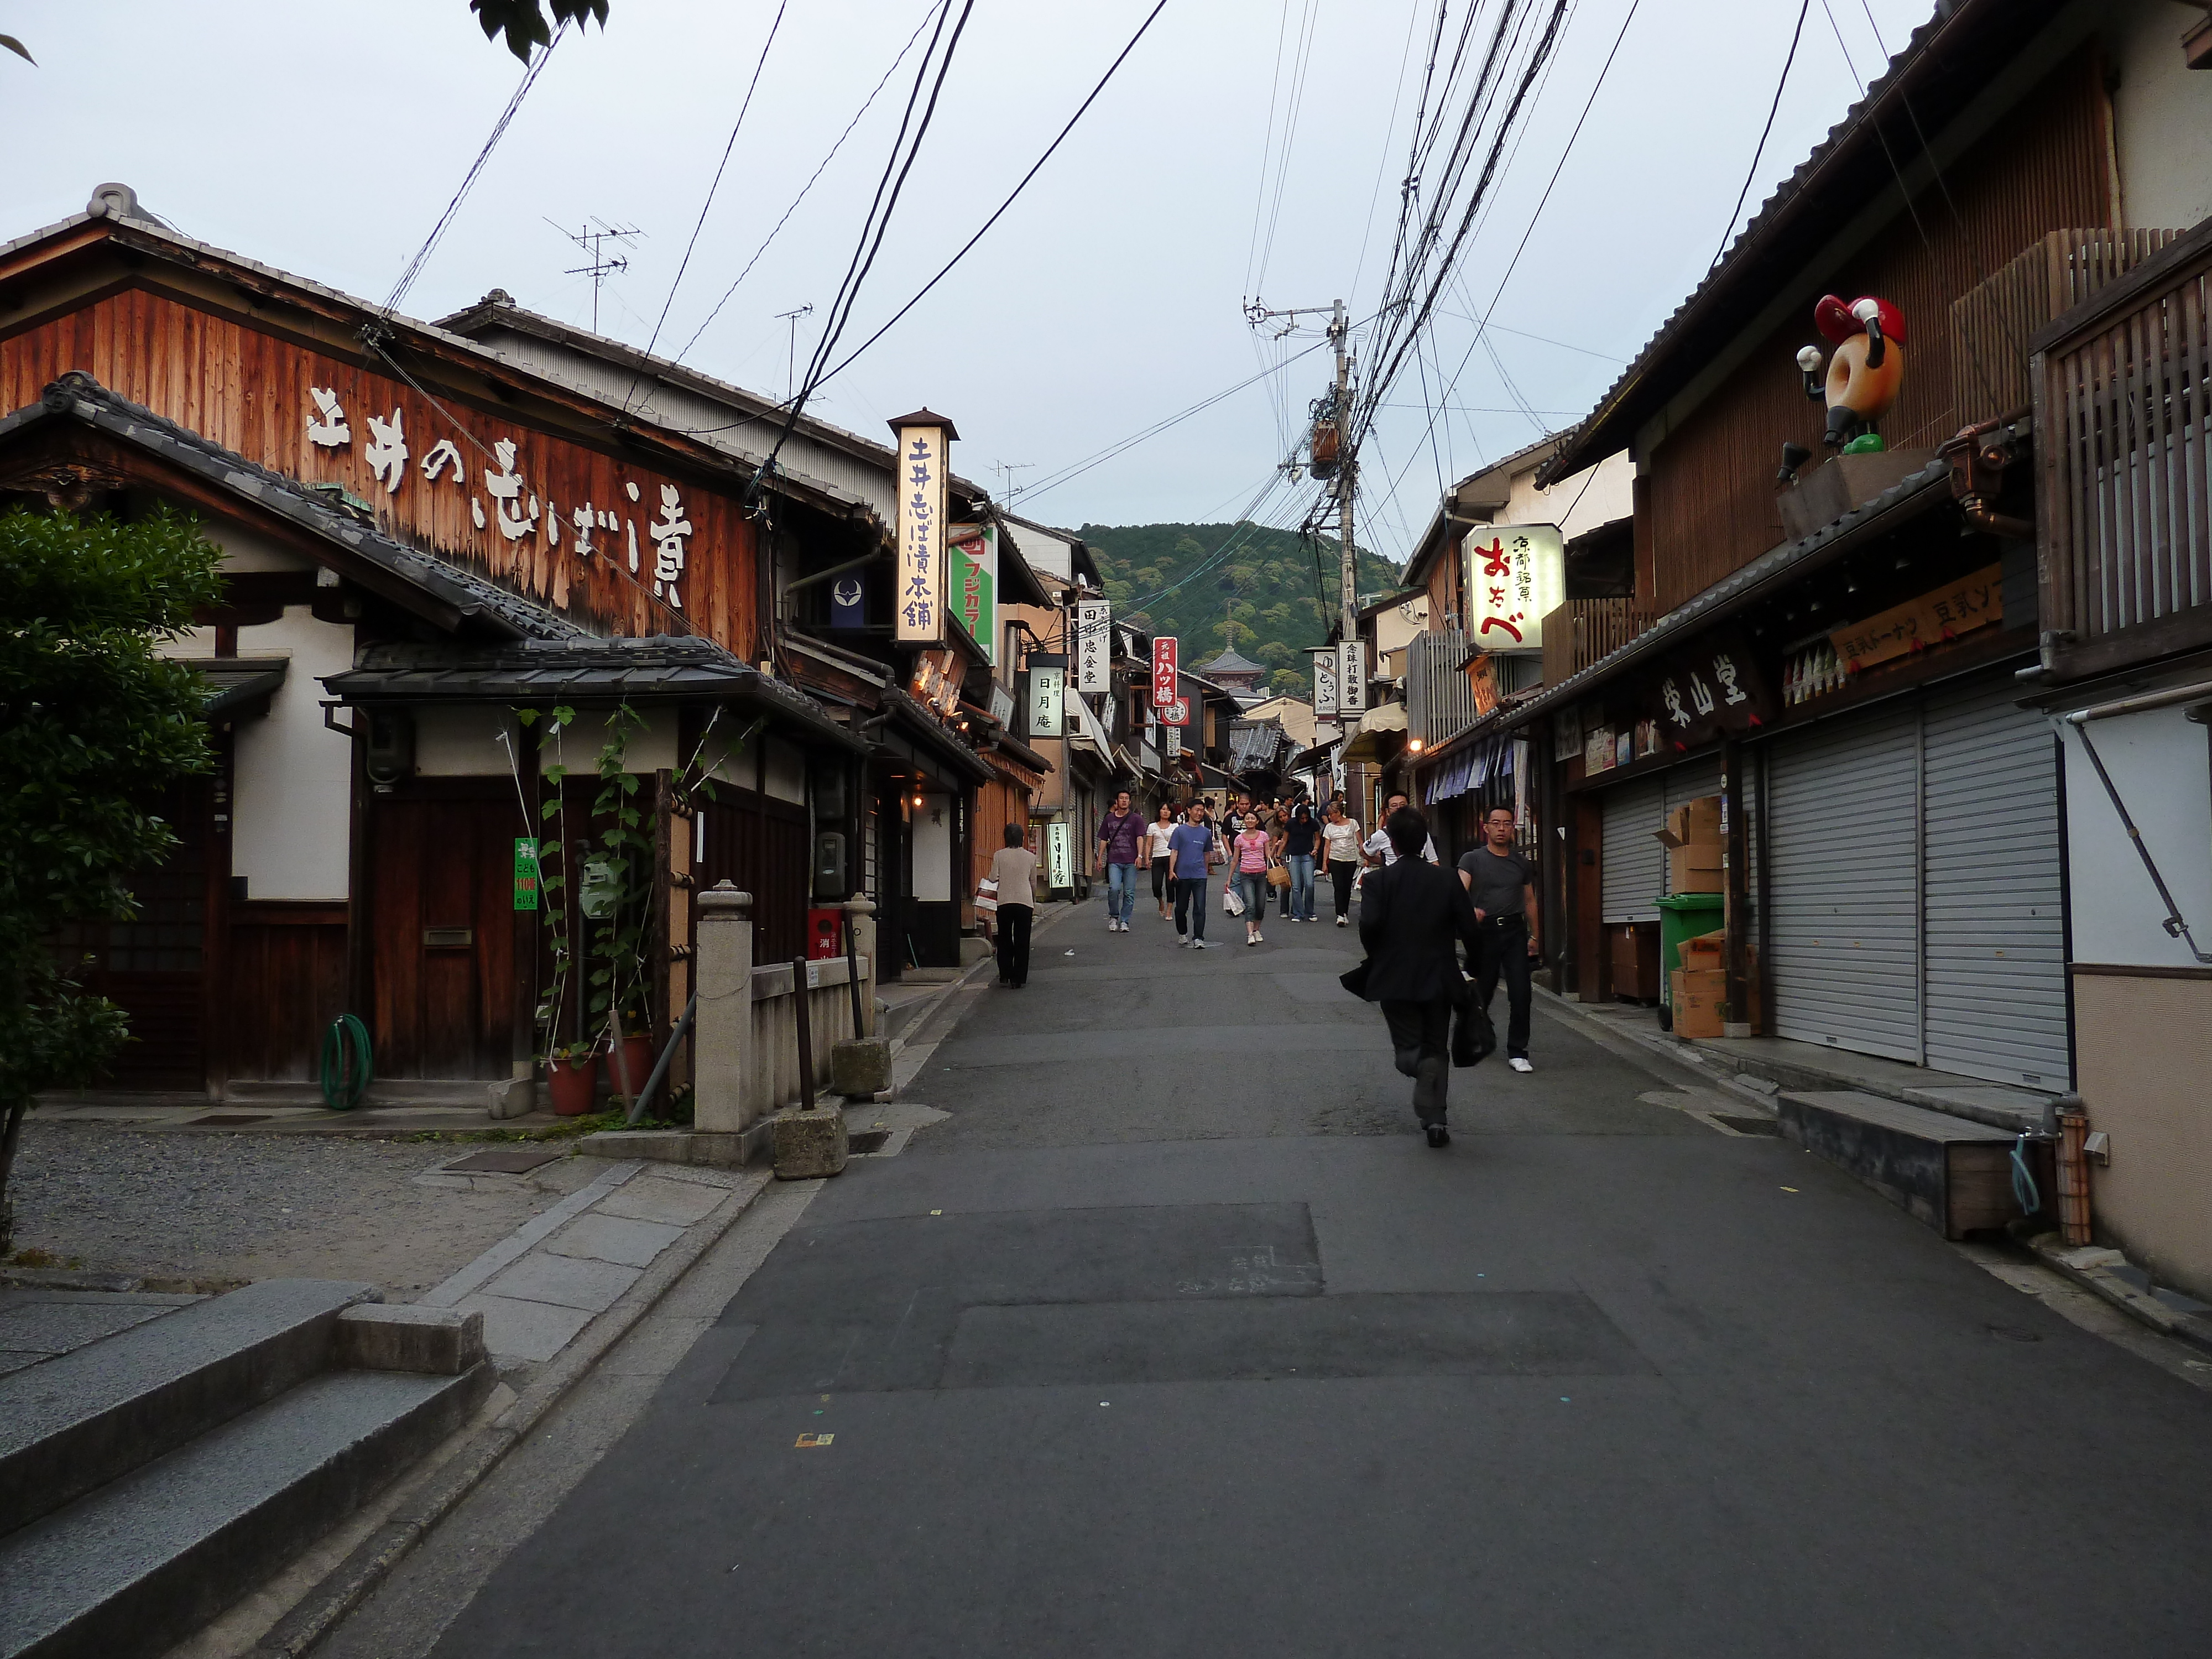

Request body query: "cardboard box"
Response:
[1679, 929, 1725, 971]
[1666, 842, 1724, 895]
[1664, 795, 1723, 848]
[1671, 968, 1727, 1037]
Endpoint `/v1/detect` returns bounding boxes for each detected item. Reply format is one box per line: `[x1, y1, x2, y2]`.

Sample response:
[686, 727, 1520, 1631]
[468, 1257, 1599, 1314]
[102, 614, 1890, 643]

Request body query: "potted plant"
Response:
[543, 1040, 600, 1117]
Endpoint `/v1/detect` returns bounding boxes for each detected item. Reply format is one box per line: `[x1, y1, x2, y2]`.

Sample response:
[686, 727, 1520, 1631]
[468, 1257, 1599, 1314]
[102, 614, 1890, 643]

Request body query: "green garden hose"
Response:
[319, 1013, 373, 1112]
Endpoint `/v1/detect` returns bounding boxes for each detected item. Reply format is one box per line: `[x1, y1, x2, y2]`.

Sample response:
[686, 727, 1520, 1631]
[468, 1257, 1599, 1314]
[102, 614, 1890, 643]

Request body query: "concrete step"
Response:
[0, 1278, 374, 1537]
[1777, 1091, 2054, 1240]
[0, 1362, 491, 1659]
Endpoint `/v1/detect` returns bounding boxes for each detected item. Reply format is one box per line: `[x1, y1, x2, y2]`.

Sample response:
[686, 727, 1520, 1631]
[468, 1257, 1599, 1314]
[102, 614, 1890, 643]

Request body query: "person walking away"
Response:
[1357, 806, 1484, 1146]
[1144, 802, 1178, 921]
[1459, 805, 1541, 1072]
[1232, 814, 1274, 946]
[1168, 805, 1221, 949]
[1321, 800, 1362, 926]
[989, 824, 1039, 988]
[1280, 801, 1320, 921]
[1362, 791, 1438, 867]
[1093, 789, 1146, 934]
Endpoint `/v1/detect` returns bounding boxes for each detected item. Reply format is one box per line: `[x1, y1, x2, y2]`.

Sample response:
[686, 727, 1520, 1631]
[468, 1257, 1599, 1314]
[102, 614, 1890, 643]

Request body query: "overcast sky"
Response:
[7, 0, 1934, 564]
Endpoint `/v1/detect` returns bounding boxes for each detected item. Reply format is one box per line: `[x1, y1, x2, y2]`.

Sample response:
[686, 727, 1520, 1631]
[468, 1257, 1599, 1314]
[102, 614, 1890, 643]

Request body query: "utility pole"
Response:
[1243, 295, 1358, 637]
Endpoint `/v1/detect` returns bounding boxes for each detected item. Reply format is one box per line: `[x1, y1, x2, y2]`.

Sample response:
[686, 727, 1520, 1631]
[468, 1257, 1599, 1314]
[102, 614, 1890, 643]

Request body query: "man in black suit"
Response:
[1356, 805, 1484, 1147]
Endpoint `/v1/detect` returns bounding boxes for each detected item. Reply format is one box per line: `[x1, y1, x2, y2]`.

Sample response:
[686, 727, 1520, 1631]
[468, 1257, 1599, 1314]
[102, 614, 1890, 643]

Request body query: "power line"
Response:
[1706, 0, 1811, 273]
[674, 0, 941, 368]
[814, 0, 1173, 390]
[622, 0, 790, 410]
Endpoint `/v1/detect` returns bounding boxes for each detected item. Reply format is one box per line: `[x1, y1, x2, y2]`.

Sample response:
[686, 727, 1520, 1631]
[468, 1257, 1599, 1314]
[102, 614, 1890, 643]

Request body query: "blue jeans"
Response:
[1286, 853, 1316, 920]
[1104, 862, 1138, 922]
[1238, 870, 1270, 922]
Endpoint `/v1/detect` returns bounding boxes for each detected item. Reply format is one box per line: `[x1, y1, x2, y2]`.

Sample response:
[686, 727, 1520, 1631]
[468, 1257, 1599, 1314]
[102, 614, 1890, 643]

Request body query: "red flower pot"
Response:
[602, 1034, 654, 1099]
[545, 1055, 599, 1117]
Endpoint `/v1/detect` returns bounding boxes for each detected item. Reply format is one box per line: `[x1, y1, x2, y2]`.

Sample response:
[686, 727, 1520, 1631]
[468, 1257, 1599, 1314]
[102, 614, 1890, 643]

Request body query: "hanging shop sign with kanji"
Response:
[1310, 646, 1338, 717]
[1830, 563, 2001, 672]
[1337, 638, 1367, 714]
[1151, 636, 1179, 707]
[894, 418, 951, 644]
[1462, 524, 1564, 652]
[1074, 599, 1112, 692]
[1649, 629, 1775, 750]
[949, 522, 998, 661]
[1028, 661, 1066, 738]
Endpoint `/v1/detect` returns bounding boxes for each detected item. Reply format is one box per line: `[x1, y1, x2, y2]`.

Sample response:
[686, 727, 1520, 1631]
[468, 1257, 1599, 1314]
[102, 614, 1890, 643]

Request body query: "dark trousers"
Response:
[996, 904, 1032, 986]
[1151, 857, 1171, 904]
[1478, 915, 1533, 1058]
[1173, 876, 1208, 940]
[1329, 860, 1358, 918]
[1381, 997, 1454, 1126]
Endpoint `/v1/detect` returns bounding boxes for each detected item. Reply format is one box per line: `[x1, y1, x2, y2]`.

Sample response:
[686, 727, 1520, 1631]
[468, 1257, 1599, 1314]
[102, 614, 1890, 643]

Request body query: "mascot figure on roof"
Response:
[1794, 293, 1905, 454]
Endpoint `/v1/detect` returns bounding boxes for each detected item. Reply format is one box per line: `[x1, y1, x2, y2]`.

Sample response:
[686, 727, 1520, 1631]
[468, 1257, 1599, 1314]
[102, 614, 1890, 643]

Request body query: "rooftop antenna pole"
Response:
[774, 304, 815, 403]
[992, 460, 1035, 499]
[551, 218, 644, 333]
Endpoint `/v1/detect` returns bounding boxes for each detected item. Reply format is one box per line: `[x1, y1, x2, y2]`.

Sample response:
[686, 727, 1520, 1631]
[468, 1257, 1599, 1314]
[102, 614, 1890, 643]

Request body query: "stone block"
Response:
[544, 1213, 686, 1269]
[483, 1253, 640, 1313]
[831, 1036, 894, 1099]
[485, 1075, 538, 1119]
[596, 1175, 730, 1228]
[772, 1105, 848, 1180]
[449, 1295, 596, 1364]
[335, 1303, 486, 1375]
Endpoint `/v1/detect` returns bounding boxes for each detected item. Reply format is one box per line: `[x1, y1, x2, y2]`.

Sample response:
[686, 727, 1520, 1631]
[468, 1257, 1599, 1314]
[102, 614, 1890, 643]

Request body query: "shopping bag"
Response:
[1223, 883, 1246, 917]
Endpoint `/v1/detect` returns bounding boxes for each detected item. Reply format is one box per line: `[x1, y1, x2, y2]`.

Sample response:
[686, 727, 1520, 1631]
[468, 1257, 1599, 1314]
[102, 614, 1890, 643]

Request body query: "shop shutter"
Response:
[1600, 775, 1666, 922]
[1921, 675, 2069, 1087]
[1666, 753, 1725, 815]
[1766, 704, 1922, 1062]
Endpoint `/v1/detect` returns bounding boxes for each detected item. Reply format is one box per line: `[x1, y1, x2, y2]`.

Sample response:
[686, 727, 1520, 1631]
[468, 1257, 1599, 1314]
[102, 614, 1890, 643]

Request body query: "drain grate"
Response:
[1714, 1114, 1782, 1136]
[189, 1114, 270, 1127]
[446, 1147, 563, 1174]
[847, 1130, 892, 1155]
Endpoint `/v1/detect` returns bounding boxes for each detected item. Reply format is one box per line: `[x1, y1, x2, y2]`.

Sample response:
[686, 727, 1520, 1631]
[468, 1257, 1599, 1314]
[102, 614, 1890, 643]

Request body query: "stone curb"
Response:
[2022, 1234, 2212, 1359]
[248, 1171, 769, 1658]
[1530, 987, 1784, 1112]
[0, 1265, 249, 1295]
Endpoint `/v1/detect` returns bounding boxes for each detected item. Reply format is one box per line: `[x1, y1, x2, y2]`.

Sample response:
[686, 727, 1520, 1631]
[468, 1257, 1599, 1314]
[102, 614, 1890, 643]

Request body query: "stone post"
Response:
[830, 894, 892, 1099]
[844, 895, 878, 1037]
[692, 884, 755, 1148]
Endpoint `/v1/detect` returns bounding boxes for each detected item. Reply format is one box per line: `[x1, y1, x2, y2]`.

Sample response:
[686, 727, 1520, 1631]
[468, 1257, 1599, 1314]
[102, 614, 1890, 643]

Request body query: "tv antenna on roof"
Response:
[774, 304, 815, 403]
[548, 217, 644, 333]
[993, 460, 1035, 499]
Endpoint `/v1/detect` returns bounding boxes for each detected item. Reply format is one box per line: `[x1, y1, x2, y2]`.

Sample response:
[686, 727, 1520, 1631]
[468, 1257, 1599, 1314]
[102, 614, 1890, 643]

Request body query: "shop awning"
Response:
[1340, 701, 1408, 765]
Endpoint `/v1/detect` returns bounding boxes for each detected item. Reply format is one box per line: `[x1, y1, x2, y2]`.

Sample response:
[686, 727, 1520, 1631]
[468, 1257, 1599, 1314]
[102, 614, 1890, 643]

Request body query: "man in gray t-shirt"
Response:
[1456, 806, 1540, 1071]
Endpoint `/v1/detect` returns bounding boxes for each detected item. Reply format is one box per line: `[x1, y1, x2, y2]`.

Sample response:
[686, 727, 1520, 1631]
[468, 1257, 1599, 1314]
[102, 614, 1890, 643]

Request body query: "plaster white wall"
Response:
[764, 736, 807, 805]
[910, 794, 953, 901]
[229, 606, 354, 901]
[2108, 2, 2212, 232]
[206, 521, 314, 574]
[413, 706, 518, 777]
[1004, 520, 1074, 582]
[1493, 449, 1635, 541]
[2060, 706, 2212, 967]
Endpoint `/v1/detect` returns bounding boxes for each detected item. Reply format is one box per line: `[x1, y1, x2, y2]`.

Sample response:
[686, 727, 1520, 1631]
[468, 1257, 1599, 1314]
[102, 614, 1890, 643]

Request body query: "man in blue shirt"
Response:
[1166, 803, 1222, 950]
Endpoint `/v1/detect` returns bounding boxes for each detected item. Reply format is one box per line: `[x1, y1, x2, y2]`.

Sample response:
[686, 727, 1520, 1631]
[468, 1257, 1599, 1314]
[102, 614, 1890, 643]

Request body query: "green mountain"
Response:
[1077, 522, 1406, 697]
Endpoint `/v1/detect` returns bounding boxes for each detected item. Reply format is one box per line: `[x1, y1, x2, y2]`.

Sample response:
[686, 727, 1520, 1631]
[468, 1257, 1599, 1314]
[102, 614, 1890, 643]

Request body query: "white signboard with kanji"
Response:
[1337, 639, 1366, 714]
[1310, 647, 1338, 717]
[894, 421, 950, 643]
[1462, 524, 1564, 653]
[1074, 600, 1111, 692]
[1029, 664, 1065, 738]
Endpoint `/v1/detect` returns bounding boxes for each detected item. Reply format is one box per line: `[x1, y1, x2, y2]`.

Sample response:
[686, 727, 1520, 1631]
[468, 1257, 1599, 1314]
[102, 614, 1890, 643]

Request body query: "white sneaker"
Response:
[1508, 1056, 1534, 1073]
[1336, 916, 1349, 927]
[1177, 933, 1188, 947]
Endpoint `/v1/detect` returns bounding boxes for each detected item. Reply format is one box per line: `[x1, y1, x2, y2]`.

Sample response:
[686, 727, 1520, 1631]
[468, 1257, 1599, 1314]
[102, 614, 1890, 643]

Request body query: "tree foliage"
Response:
[471, 0, 609, 61]
[1081, 521, 1404, 695]
[0, 508, 221, 1245]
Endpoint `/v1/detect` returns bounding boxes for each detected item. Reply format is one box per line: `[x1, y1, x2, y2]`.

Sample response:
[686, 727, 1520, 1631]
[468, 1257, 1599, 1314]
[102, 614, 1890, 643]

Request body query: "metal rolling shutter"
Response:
[1921, 675, 2069, 1087]
[1600, 776, 1666, 922]
[1766, 705, 1922, 1061]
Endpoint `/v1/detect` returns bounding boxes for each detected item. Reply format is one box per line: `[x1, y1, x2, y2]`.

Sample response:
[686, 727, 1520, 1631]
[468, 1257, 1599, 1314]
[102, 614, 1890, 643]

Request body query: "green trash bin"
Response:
[1655, 892, 1726, 1031]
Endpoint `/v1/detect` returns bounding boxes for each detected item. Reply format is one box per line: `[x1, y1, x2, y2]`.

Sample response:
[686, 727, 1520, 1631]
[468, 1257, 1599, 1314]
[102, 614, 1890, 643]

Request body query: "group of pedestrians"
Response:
[1093, 789, 1375, 948]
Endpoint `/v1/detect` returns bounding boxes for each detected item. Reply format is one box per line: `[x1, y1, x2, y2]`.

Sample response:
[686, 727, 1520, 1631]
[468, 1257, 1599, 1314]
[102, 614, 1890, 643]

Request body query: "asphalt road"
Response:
[388, 899, 2212, 1657]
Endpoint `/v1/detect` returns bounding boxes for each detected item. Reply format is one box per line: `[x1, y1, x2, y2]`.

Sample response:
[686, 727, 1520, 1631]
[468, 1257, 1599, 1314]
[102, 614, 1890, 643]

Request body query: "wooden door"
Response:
[54, 780, 210, 1090]
[369, 785, 520, 1079]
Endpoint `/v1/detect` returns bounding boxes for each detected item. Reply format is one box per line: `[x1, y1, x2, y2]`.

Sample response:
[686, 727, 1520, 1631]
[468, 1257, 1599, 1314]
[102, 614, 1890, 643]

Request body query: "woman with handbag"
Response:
[1231, 815, 1274, 946]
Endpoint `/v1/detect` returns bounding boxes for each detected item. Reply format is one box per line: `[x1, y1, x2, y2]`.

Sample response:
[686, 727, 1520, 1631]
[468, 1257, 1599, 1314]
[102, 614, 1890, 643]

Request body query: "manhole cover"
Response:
[445, 1147, 563, 1174]
[1714, 1115, 1782, 1136]
[189, 1114, 270, 1127]
[847, 1130, 891, 1155]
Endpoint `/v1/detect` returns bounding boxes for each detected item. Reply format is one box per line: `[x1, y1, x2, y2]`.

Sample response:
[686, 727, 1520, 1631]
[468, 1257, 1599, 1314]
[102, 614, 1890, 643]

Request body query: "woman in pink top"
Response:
[1233, 823, 1274, 946]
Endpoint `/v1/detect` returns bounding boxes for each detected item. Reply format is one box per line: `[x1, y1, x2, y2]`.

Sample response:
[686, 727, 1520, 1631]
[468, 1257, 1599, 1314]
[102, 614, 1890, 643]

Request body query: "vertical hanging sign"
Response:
[1310, 647, 1338, 718]
[891, 410, 957, 645]
[1151, 636, 1178, 707]
[1029, 661, 1066, 737]
[1338, 638, 1368, 714]
[1045, 821, 1074, 891]
[513, 838, 540, 911]
[949, 521, 997, 661]
[1074, 599, 1111, 692]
